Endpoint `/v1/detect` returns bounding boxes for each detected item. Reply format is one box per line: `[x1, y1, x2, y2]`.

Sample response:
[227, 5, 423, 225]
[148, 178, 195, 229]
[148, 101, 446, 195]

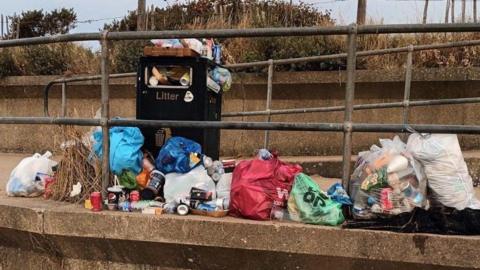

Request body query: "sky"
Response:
[0, 0, 475, 49]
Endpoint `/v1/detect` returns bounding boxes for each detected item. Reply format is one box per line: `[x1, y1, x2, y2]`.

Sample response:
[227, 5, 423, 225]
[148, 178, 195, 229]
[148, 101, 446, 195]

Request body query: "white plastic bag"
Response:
[163, 165, 216, 204]
[215, 173, 232, 199]
[6, 151, 57, 197]
[407, 133, 480, 210]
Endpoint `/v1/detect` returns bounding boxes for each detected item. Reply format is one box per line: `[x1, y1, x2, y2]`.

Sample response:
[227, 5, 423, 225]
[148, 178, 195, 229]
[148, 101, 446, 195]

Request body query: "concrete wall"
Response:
[1, 67, 480, 156]
[0, 196, 478, 270]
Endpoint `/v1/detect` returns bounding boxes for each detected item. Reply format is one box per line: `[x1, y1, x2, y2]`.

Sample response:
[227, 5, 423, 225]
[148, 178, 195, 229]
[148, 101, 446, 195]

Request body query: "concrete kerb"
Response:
[0, 196, 479, 269]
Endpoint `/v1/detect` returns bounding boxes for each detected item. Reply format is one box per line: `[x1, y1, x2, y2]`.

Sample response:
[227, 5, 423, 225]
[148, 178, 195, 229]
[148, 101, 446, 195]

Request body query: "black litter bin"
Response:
[136, 55, 222, 159]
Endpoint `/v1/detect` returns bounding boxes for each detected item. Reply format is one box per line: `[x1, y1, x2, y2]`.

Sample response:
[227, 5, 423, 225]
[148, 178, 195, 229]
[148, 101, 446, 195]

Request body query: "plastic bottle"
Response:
[201, 39, 208, 57]
[257, 149, 273, 160]
[203, 155, 213, 168]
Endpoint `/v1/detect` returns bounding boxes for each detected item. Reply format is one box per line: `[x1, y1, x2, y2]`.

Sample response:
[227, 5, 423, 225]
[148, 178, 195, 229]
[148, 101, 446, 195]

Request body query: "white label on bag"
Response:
[276, 188, 289, 200]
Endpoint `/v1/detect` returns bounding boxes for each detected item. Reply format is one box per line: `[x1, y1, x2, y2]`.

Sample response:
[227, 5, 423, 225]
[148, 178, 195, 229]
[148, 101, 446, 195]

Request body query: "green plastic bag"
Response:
[288, 173, 344, 226]
[118, 170, 138, 190]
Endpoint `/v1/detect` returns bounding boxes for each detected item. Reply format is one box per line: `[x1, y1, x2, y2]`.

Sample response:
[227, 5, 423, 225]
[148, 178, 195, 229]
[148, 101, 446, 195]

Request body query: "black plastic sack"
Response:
[344, 206, 480, 235]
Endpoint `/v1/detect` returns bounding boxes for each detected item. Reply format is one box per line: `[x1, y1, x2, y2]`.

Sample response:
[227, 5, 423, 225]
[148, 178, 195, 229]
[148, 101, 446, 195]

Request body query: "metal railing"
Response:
[3, 23, 480, 195]
[44, 39, 480, 148]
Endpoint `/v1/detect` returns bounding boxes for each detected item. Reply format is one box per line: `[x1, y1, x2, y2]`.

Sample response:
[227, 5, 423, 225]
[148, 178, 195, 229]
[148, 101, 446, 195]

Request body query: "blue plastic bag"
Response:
[93, 126, 144, 175]
[156, 137, 202, 174]
[327, 183, 353, 205]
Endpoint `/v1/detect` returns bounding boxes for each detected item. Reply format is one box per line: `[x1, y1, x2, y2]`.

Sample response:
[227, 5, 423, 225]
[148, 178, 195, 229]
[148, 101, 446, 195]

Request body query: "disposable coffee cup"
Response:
[107, 185, 124, 205]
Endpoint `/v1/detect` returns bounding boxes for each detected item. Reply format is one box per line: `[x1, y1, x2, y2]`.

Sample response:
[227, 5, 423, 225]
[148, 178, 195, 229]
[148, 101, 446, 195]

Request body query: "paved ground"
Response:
[0, 153, 26, 194]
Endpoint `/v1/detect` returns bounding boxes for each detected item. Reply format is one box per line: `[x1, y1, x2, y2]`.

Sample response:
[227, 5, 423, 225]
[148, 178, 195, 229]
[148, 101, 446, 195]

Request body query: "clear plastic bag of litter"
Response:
[350, 136, 429, 219]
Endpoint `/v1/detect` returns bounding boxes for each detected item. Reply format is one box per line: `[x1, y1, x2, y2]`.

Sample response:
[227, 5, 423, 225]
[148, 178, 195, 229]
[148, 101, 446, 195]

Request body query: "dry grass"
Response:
[357, 31, 480, 70]
[4, 1, 480, 75]
[151, 2, 480, 71]
[50, 126, 102, 203]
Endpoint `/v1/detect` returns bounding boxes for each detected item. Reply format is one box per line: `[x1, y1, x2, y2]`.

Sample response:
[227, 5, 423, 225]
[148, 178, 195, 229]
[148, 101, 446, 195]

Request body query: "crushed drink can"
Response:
[380, 188, 393, 210]
[130, 190, 140, 202]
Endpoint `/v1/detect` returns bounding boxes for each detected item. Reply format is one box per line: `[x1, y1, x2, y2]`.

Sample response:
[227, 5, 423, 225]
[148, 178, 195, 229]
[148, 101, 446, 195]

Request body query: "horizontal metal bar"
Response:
[222, 97, 480, 117]
[0, 117, 100, 126]
[351, 123, 480, 134]
[0, 27, 348, 48]
[2, 24, 480, 48]
[226, 39, 480, 69]
[106, 27, 351, 40]
[31, 40, 480, 73]
[0, 33, 102, 48]
[357, 23, 480, 34]
[226, 54, 346, 69]
[1, 117, 480, 134]
[109, 119, 344, 131]
[51, 72, 136, 84]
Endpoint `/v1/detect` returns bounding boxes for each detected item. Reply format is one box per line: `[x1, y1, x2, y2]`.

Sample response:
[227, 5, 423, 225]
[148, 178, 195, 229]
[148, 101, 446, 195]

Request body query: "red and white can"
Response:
[90, 192, 103, 212]
[130, 190, 140, 202]
[380, 188, 393, 211]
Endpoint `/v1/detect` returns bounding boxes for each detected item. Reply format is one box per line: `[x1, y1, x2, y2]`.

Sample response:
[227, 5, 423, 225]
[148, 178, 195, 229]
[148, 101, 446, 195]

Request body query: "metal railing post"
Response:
[342, 24, 357, 192]
[61, 82, 67, 117]
[402, 45, 414, 127]
[263, 59, 274, 148]
[100, 31, 111, 197]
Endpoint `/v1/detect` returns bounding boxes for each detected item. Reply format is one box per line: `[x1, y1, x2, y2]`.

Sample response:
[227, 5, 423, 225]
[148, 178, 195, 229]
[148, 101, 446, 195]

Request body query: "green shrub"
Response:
[20, 45, 69, 75]
[0, 49, 22, 77]
[111, 40, 149, 73]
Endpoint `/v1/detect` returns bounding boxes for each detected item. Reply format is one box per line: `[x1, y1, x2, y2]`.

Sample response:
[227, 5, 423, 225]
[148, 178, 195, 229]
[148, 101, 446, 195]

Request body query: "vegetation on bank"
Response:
[1, 1, 480, 77]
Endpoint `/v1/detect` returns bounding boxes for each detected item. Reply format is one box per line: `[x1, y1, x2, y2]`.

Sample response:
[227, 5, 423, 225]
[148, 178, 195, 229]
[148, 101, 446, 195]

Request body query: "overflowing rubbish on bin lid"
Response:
[145, 38, 232, 93]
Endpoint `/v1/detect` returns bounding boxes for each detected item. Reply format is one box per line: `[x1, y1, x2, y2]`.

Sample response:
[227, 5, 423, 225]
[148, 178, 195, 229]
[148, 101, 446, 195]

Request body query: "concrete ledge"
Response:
[0, 196, 479, 269]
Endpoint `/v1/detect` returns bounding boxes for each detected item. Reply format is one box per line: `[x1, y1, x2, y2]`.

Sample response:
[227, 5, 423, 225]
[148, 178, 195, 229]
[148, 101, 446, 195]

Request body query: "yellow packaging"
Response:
[84, 199, 93, 210]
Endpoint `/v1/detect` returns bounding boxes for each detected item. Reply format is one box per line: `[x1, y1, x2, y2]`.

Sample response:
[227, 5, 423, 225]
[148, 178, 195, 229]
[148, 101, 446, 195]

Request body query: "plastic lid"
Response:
[107, 185, 124, 193]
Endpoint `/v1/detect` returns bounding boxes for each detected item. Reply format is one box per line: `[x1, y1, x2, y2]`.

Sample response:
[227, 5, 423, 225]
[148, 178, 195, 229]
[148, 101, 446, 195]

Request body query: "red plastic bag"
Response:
[229, 157, 302, 220]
